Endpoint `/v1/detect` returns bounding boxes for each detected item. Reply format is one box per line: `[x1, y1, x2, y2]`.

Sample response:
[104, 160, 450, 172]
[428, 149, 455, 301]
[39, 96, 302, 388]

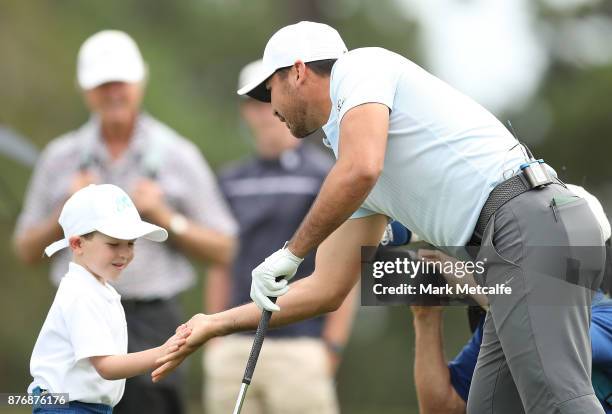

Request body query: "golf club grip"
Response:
[242, 296, 277, 385]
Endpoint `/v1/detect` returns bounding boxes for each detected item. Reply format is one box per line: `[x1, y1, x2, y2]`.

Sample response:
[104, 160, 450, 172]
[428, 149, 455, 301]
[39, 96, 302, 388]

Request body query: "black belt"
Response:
[471, 173, 561, 245]
[121, 297, 174, 311]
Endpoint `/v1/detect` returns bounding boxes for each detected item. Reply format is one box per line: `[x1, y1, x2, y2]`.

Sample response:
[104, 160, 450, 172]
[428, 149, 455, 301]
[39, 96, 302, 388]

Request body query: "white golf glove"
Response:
[251, 246, 304, 312]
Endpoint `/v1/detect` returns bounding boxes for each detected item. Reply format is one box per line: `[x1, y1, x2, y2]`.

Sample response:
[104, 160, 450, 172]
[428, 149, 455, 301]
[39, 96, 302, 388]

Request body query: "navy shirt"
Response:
[218, 144, 333, 338]
[448, 292, 612, 412]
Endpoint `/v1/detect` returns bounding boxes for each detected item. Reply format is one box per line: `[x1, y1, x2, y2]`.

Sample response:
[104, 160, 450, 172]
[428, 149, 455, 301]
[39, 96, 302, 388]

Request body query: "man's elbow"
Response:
[203, 234, 237, 266]
[217, 235, 237, 266]
[352, 163, 383, 188]
[422, 399, 466, 414]
[418, 389, 466, 414]
[321, 285, 351, 313]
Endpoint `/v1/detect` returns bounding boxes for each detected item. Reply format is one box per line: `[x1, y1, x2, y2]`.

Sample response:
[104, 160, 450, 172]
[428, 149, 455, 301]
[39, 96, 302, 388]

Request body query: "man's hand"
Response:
[250, 247, 303, 312]
[69, 170, 98, 195]
[417, 249, 489, 309]
[131, 178, 167, 219]
[152, 314, 216, 383]
[417, 249, 460, 274]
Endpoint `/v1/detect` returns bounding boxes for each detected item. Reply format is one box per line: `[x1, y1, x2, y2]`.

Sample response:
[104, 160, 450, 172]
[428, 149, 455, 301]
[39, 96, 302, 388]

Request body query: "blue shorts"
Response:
[31, 387, 112, 414]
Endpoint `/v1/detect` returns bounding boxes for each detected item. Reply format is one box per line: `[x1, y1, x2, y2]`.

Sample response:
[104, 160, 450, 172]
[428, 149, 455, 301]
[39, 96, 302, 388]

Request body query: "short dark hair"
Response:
[306, 59, 337, 76]
[276, 59, 337, 79]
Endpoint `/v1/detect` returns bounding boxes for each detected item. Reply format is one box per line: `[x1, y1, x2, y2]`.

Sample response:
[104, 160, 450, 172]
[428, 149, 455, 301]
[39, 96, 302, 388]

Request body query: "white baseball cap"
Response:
[45, 184, 168, 257]
[237, 21, 347, 102]
[566, 184, 611, 241]
[77, 30, 147, 90]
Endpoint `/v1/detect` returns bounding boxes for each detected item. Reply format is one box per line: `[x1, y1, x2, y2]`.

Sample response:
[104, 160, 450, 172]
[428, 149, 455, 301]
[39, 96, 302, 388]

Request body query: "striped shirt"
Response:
[219, 144, 333, 337]
[15, 113, 237, 299]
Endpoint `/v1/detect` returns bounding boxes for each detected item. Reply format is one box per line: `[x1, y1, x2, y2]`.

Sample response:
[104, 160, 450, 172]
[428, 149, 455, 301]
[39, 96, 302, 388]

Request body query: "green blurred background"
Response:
[1, 1, 612, 413]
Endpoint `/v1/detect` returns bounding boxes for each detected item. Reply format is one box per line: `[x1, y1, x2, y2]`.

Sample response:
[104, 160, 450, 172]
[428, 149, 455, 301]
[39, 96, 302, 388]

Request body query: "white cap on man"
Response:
[77, 30, 147, 90]
[44, 184, 167, 257]
[237, 21, 347, 102]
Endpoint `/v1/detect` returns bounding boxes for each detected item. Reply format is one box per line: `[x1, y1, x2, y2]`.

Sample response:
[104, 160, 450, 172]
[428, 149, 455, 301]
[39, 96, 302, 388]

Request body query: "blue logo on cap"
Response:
[116, 195, 132, 213]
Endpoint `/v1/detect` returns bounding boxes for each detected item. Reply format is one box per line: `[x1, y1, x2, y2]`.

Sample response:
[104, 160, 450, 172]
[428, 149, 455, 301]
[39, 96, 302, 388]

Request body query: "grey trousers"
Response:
[467, 183, 605, 414]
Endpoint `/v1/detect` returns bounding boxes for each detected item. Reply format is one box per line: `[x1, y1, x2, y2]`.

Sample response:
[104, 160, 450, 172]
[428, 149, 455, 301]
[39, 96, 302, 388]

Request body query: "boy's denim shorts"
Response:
[31, 387, 112, 414]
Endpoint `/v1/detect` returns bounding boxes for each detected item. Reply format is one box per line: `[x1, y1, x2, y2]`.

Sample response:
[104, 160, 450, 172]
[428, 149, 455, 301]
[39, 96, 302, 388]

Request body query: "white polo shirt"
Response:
[322, 47, 532, 247]
[28, 262, 128, 407]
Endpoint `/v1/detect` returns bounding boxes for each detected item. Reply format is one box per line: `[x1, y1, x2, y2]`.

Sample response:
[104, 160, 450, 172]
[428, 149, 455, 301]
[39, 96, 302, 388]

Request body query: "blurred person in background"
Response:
[411, 293, 612, 414]
[13, 30, 237, 414]
[202, 59, 357, 414]
[411, 185, 612, 414]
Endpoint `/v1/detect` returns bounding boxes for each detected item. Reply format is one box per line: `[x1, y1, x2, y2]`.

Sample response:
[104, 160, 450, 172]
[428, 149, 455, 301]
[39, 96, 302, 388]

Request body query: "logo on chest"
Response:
[336, 97, 345, 113]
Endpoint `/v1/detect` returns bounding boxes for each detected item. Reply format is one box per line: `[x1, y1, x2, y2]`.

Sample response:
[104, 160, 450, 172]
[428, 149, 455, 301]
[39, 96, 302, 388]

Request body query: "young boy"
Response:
[27, 184, 190, 413]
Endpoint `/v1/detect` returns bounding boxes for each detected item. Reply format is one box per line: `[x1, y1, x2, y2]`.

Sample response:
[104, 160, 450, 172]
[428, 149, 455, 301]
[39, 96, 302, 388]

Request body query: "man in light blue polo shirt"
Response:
[153, 21, 605, 414]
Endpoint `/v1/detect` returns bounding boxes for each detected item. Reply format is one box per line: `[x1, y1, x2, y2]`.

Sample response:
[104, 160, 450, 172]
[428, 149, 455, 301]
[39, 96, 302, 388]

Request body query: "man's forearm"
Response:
[205, 216, 385, 338]
[288, 161, 378, 258]
[178, 228, 235, 265]
[206, 269, 353, 338]
[205, 264, 231, 314]
[155, 280, 346, 383]
[413, 311, 466, 414]
[150, 207, 236, 265]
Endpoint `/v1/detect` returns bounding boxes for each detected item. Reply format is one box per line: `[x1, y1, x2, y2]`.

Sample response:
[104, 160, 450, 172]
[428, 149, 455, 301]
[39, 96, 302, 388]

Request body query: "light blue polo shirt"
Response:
[322, 47, 530, 247]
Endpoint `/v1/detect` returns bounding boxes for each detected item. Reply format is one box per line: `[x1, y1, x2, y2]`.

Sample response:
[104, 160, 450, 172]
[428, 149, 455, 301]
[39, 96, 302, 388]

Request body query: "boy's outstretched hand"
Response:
[153, 324, 192, 375]
[151, 314, 216, 383]
[158, 324, 192, 358]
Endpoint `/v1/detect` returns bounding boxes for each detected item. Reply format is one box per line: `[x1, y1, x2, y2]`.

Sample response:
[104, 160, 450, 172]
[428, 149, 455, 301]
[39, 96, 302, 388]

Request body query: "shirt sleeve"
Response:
[350, 207, 378, 220]
[331, 52, 401, 124]
[591, 303, 612, 368]
[62, 296, 120, 361]
[13, 143, 60, 237]
[448, 317, 485, 402]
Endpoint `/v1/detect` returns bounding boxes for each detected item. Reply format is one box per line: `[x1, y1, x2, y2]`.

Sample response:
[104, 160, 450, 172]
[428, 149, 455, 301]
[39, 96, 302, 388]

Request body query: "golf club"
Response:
[232, 293, 279, 414]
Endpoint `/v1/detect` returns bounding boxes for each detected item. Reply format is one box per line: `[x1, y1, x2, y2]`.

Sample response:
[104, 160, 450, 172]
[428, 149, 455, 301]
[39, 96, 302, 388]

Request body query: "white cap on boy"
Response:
[44, 184, 168, 257]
